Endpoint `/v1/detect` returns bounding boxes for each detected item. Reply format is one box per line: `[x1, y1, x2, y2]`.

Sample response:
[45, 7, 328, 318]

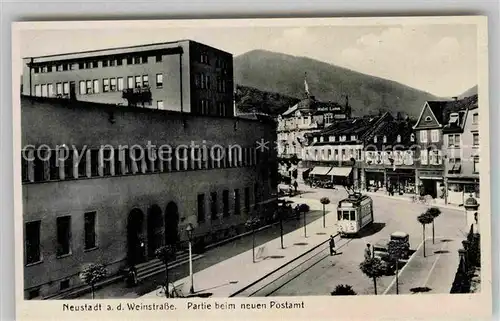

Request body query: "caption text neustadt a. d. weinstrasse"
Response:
[62, 300, 305, 313]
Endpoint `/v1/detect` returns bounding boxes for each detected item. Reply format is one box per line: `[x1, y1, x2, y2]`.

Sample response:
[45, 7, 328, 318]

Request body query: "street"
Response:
[266, 185, 466, 296]
[84, 184, 466, 299]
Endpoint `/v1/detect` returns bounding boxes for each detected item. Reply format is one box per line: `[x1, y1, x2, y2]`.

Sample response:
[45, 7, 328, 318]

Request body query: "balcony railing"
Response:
[122, 86, 152, 107]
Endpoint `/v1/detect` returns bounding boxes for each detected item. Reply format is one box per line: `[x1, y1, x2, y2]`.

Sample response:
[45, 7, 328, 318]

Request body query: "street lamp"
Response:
[245, 217, 260, 263]
[186, 223, 195, 294]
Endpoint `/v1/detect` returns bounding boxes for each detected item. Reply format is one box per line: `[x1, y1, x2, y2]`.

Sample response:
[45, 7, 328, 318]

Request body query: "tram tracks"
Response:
[235, 235, 355, 297]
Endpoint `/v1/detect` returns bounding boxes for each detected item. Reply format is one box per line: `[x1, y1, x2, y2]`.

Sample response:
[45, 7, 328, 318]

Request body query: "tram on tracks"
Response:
[337, 192, 374, 237]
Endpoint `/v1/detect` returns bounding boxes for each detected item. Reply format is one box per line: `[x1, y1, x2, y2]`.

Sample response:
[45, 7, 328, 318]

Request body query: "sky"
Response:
[18, 23, 478, 97]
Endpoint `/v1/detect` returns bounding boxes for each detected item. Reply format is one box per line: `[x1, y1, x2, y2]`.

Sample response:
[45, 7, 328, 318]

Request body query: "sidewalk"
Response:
[384, 237, 461, 295]
[141, 208, 339, 298]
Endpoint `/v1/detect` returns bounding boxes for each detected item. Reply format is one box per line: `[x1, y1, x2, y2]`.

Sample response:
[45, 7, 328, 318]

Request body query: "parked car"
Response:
[390, 231, 410, 260]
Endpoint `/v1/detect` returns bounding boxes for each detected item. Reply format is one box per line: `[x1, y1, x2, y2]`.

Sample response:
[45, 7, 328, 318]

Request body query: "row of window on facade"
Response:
[197, 184, 260, 224]
[25, 211, 97, 266]
[32, 54, 169, 74]
[24, 182, 258, 268]
[419, 129, 479, 146]
[22, 146, 263, 183]
[33, 74, 163, 98]
[194, 73, 228, 93]
[448, 156, 480, 174]
[199, 99, 227, 116]
[199, 52, 230, 69]
[304, 147, 363, 161]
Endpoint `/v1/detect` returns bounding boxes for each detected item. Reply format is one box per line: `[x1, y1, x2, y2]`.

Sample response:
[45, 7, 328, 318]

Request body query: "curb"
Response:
[228, 233, 338, 297]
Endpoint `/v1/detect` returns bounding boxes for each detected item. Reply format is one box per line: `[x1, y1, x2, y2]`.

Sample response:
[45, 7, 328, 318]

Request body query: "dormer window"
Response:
[351, 135, 356, 141]
[374, 136, 377, 143]
[448, 112, 459, 125]
[342, 135, 347, 141]
[397, 135, 401, 143]
[425, 116, 432, 122]
[329, 136, 335, 142]
[320, 136, 324, 142]
[313, 137, 318, 143]
[383, 136, 387, 143]
[410, 133, 415, 142]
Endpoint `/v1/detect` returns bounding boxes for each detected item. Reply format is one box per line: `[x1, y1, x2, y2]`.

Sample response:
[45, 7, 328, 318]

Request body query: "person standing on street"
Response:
[364, 243, 372, 260]
[329, 235, 337, 256]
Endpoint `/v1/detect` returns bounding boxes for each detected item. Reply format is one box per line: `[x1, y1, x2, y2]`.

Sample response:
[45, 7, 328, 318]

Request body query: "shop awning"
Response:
[310, 166, 332, 176]
[328, 167, 352, 177]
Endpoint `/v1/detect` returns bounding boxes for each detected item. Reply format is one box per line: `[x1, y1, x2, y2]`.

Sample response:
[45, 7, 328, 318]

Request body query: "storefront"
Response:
[417, 169, 445, 199]
[364, 168, 385, 191]
[386, 168, 416, 195]
[446, 178, 480, 205]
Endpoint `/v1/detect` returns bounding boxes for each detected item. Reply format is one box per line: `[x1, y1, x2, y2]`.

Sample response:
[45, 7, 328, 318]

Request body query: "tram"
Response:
[337, 193, 374, 237]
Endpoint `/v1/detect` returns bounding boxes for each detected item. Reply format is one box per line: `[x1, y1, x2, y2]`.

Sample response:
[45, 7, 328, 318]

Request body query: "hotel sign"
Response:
[317, 106, 342, 112]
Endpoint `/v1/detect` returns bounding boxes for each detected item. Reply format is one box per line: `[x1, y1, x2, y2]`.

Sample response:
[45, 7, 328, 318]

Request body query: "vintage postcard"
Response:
[12, 16, 491, 320]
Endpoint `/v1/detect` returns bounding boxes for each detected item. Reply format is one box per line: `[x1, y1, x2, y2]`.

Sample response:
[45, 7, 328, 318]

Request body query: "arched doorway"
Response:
[165, 202, 180, 248]
[147, 205, 164, 258]
[127, 208, 145, 265]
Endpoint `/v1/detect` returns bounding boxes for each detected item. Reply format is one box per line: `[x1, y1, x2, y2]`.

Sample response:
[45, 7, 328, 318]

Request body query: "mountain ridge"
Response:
[233, 49, 442, 117]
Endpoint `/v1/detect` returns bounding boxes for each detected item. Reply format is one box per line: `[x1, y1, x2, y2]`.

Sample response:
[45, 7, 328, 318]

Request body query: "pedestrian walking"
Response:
[329, 235, 337, 256]
[364, 243, 372, 260]
[293, 181, 298, 194]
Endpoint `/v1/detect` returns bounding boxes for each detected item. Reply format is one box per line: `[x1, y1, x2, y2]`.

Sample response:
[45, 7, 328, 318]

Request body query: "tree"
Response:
[80, 263, 107, 299]
[320, 197, 331, 228]
[387, 240, 407, 294]
[359, 257, 386, 295]
[155, 245, 176, 297]
[417, 212, 434, 257]
[426, 207, 442, 244]
[331, 284, 357, 296]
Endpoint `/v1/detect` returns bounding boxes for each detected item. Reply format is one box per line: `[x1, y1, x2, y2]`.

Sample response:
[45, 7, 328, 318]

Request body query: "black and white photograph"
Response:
[13, 17, 491, 320]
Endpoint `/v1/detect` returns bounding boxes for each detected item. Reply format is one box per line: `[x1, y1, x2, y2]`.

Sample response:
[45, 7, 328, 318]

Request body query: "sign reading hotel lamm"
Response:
[316, 106, 341, 112]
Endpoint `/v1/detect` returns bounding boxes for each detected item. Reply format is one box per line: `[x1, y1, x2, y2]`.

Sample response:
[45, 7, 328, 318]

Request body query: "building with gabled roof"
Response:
[301, 112, 392, 187]
[413, 94, 478, 200]
[441, 95, 480, 205]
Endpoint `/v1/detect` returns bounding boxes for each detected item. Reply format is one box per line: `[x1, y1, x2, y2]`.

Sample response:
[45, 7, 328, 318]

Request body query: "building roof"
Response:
[427, 94, 478, 125]
[306, 112, 392, 145]
[23, 39, 233, 63]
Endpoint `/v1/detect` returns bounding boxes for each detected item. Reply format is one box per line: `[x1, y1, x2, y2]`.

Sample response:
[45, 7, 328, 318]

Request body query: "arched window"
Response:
[397, 135, 401, 143]
[383, 136, 387, 143]
[425, 116, 432, 122]
[410, 133, 415, 142]
[374, 136, 377, 143]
